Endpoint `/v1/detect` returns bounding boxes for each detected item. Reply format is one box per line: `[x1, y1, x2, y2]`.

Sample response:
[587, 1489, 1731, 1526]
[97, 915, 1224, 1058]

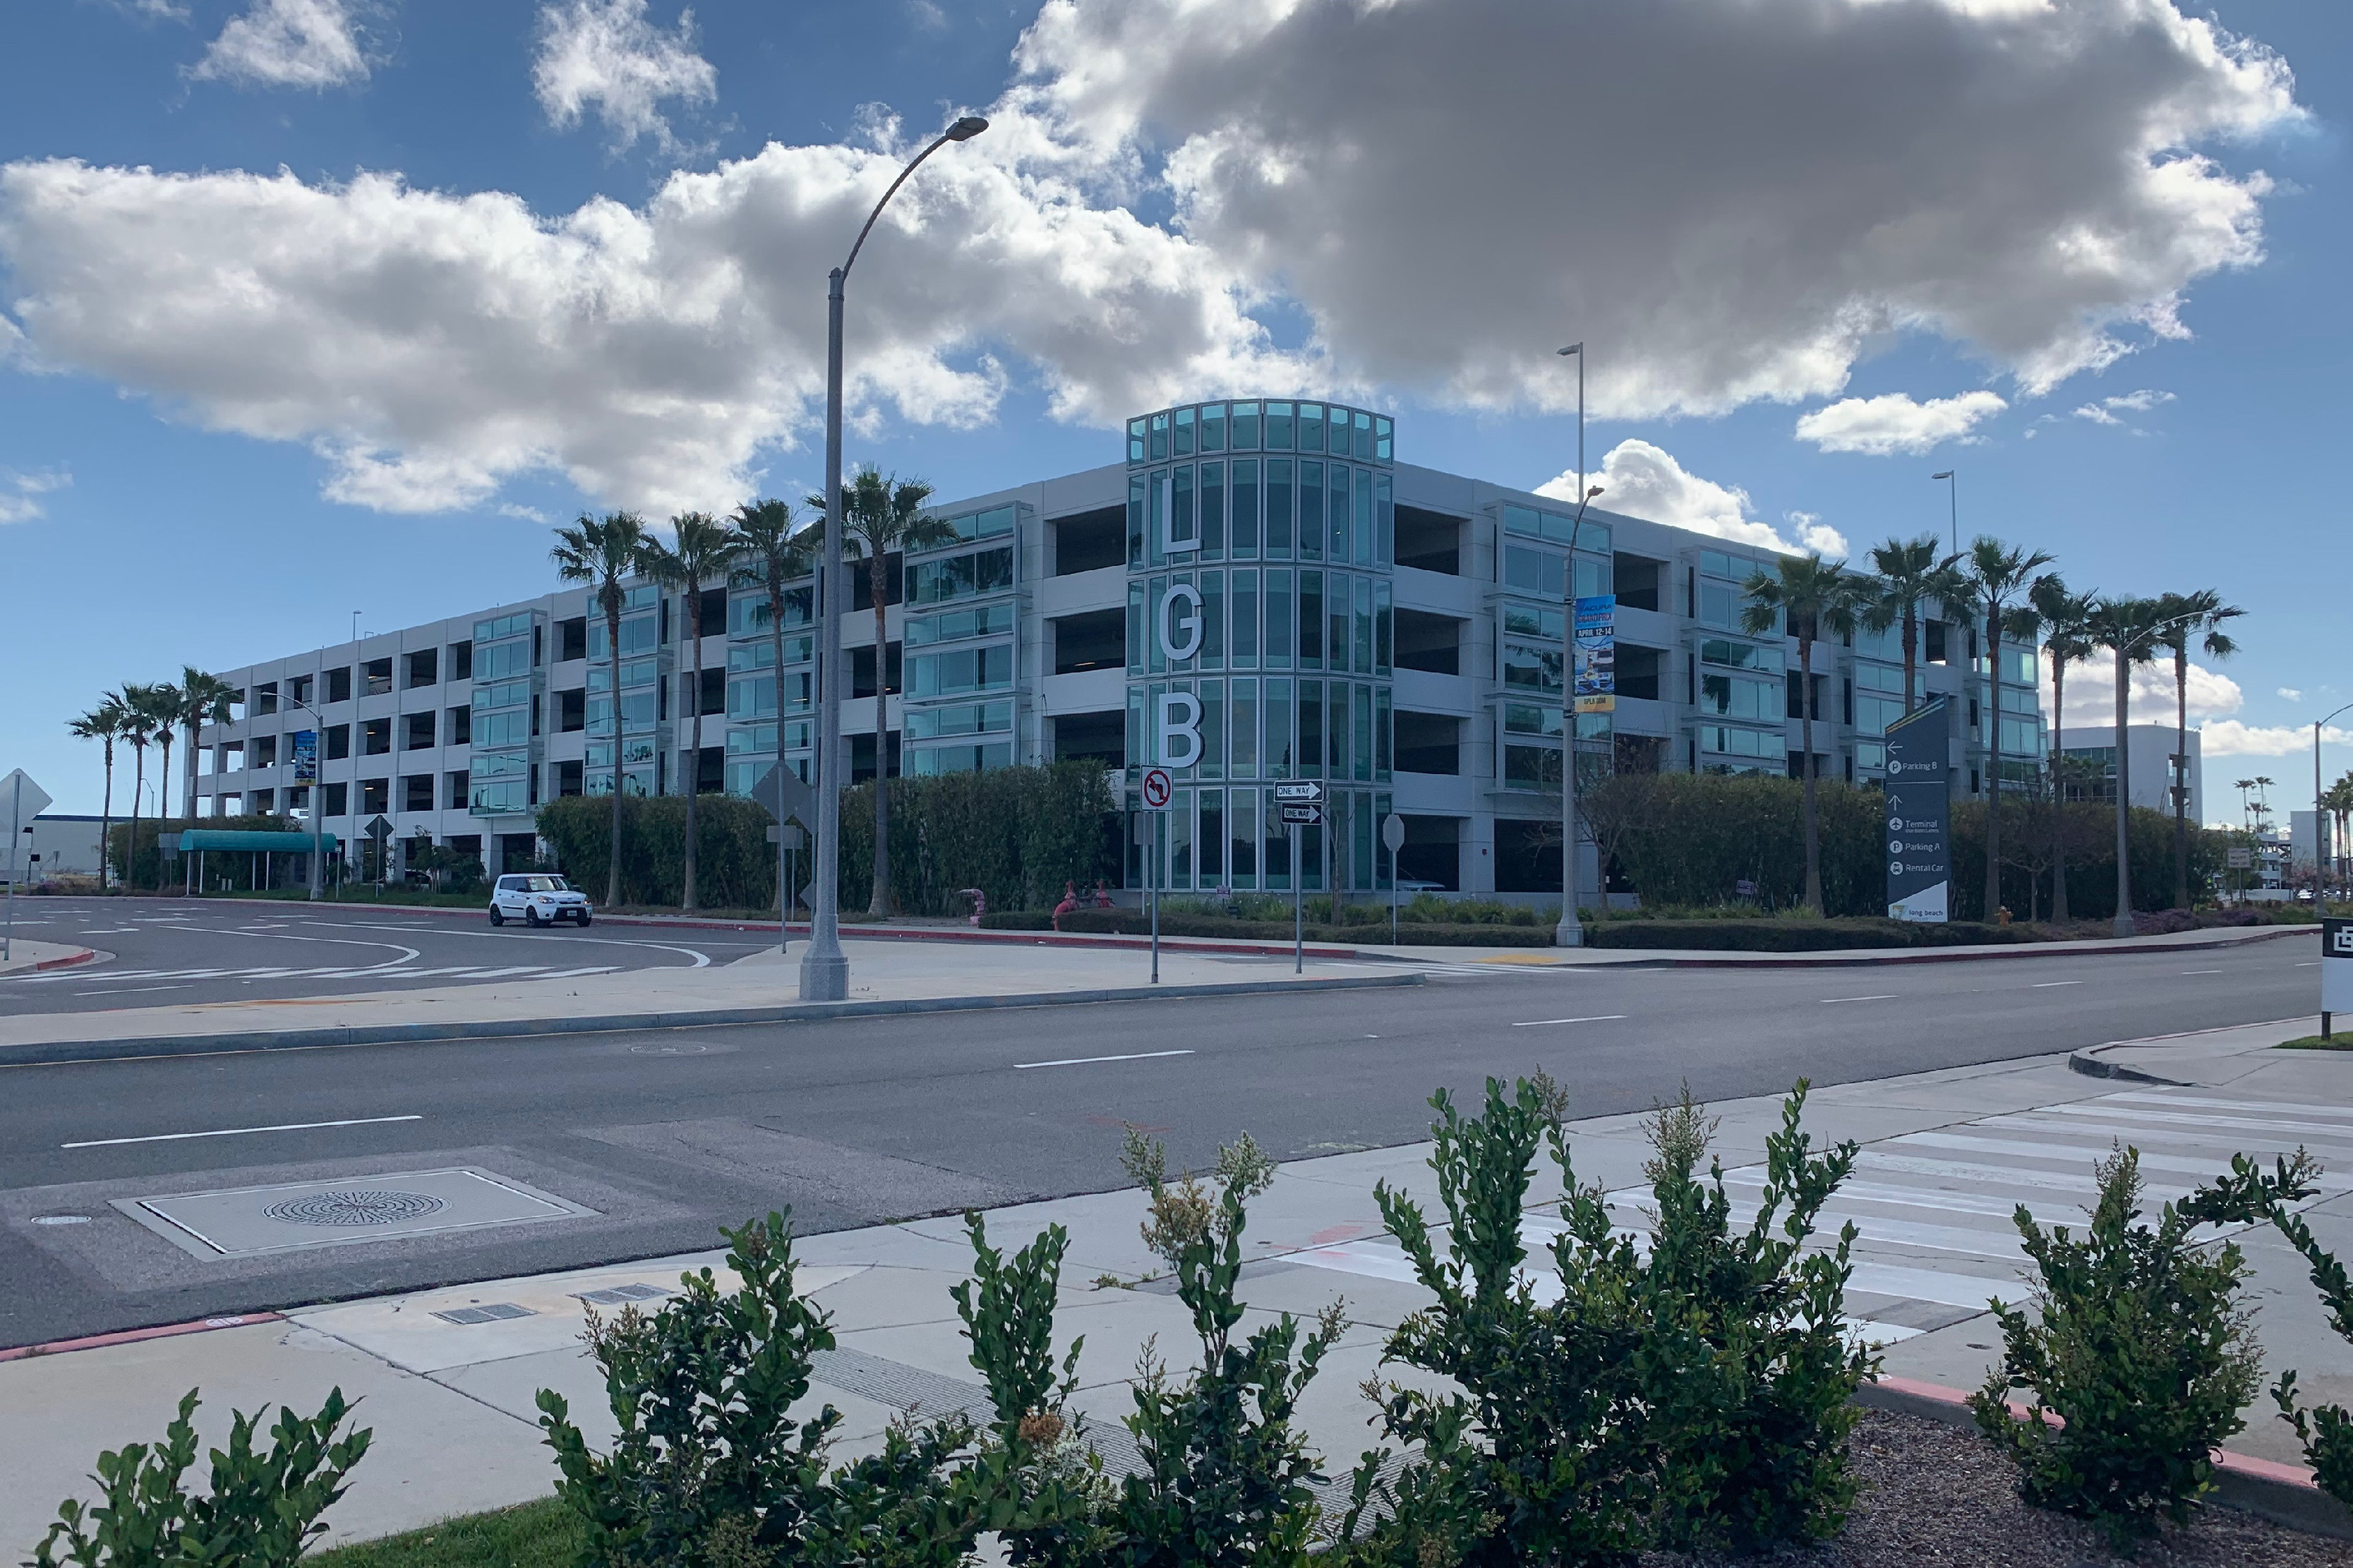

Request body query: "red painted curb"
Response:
[0, 1311, 284, 1363]
[1869, 1373, 2318, 1490]
[24, 948, 98, 973]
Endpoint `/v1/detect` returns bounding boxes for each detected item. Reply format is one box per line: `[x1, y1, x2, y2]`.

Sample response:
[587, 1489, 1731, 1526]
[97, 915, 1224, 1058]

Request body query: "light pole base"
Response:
[1554, 917, 1585, 948]
[2110, 913, 2136, 939]
[798, 947, 848, 1001]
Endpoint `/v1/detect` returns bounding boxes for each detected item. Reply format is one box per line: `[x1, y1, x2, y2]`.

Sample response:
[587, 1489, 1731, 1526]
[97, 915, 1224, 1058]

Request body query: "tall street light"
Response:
[802, 113, 989, 1003]
[2320, 702, 2352, 900]
[1931, 470, 1958, 554]
[1553, 343, 1601, 948]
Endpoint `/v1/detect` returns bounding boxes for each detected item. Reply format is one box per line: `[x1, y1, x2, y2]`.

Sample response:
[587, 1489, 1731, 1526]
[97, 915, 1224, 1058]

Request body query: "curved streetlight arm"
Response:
[841, 116, 989, 281]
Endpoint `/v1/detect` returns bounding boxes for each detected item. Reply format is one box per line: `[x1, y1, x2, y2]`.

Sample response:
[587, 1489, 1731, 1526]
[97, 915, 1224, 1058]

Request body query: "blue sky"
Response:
[0, 0, 2344, 819]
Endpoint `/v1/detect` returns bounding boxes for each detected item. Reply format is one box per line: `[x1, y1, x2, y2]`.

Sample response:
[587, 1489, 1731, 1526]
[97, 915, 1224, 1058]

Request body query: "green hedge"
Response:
[981, 908, 1558, 946]
[1585, 917, 2036, 951]
[537, 764, 1119, 915]
[1589, 773, 2227, 921]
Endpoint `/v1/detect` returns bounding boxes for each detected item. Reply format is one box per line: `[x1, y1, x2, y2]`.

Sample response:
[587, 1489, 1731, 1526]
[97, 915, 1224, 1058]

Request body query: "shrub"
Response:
[1347, 1078, 1870, 1564]
[32, 1387, 371, 1567]
[536, 1211, 980, 1567]
[1970, 1147, 2268, 1547]
[1114, 1131, 1342, 1567]
[534, 795, 780, 910]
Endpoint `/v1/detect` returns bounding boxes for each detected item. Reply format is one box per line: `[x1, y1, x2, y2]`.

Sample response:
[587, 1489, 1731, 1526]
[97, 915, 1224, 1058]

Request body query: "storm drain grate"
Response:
[576, 1284, 670, 1306]
[431, 1302, 536, 1325]
[265, 1190, 447, 1228]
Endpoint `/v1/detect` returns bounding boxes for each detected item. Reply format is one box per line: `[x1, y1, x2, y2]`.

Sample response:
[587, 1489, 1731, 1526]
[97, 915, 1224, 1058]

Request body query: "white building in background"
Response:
[188, 401, 2054, 896]
[2057, 723, 2201, 820]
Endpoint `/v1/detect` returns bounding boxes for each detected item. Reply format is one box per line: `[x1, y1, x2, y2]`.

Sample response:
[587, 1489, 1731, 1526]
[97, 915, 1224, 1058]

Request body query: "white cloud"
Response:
[191, 0, 370, 90]
[0, 150, 1293, 514]
[2040, 645, 2242, 730]
[1020, 0, 2297, 415]
[0, 0, 2306, 515]
[1541, 440, 1847, 557]
[2072, 387, 2177, 425]
[1793, 390, 2007, 455]
[534, 0, 718, 154]
[2280, 687, 2304, 702]
[0, 466, 71, 524]
[2202, 720, 2352, 758]
[497, 502, 553, 524]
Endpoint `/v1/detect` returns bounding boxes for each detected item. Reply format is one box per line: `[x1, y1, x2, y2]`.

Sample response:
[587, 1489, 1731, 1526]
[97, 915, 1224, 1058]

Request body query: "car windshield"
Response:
[522, 876, 568, 893]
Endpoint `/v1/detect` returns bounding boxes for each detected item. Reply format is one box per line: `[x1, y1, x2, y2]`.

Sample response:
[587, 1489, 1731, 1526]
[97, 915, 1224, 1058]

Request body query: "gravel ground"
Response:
[1642, 1409, 2353, 1567]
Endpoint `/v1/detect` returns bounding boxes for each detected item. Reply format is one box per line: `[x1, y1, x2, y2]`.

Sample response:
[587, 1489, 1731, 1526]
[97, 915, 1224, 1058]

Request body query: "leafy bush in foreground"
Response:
[32, 1387, 371, 1568]
[1970, 1148, 2273, 1548]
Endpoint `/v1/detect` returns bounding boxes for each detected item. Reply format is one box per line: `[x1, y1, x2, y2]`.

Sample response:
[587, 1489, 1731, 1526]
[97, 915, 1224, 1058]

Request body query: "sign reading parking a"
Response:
[1882, 699, 1951, 923]
[2325, 918, 2353, 1035]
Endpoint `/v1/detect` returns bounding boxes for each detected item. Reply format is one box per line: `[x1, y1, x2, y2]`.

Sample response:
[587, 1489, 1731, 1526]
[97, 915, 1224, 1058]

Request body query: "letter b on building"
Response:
[1157, 691, 1202, 768]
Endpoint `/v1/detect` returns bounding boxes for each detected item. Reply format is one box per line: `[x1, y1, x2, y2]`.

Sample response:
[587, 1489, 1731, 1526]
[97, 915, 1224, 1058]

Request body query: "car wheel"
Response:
[576, 915, 592, 927]
[489, 908, 505, 926]
[525, 907, 544, 928]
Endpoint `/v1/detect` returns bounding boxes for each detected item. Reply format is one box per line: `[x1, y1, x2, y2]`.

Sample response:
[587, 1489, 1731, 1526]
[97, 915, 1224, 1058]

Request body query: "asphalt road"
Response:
[0, 897, 770, 1014]
[0, 932, 2320, 1346]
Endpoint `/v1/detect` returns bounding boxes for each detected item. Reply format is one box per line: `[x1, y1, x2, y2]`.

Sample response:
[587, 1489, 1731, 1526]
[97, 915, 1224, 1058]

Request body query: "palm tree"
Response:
[149, 681, 185, 852]
[1950, 537, 2057, 920]
[2029, 577, 2097, 922]
[551, 511, 656, 909]
[809, 466, 957, 918]
[68, 696, 130, 892]
[180, 668, 239, 822]
[1860, 534, 1965, 716]
[1740, 553, 1861, 915]
[118, 682, 168, 891]
[641, 513, 745, 912]
[2152, 591, 2243, 909]
[2088, 596, 2169, 936]
[729, 499, 820, 916]
[2325, 771, 2353, 899]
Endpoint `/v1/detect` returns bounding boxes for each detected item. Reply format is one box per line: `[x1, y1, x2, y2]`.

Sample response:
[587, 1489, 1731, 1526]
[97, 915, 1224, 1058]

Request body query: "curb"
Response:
[0, 1311, 284, 1364]
[1858, 1373, 2352, 1540]
[1597, 924, 2306, 970]
[0, 971, 1427, 1068]
[2064, 1015, 2321, 1086]
[0, 946, 97, 977]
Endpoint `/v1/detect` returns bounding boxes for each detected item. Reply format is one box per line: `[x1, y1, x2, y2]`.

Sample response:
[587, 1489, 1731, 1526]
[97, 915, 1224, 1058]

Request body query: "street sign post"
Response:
[363, 814, 394, 895]
[752, 763, 817, 953]
[2323, 918, 2353, 1039]
[3, 768, 54, 962]
[1383, 812, 1406, 946]
[1275, 783, 1329, 975]
[1882, 701, 1951, 922]
[1131, 780, 1171, 982]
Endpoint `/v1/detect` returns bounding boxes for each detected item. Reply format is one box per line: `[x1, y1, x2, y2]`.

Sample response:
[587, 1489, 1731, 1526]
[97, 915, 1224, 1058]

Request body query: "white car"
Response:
[489, 874, 594, 927]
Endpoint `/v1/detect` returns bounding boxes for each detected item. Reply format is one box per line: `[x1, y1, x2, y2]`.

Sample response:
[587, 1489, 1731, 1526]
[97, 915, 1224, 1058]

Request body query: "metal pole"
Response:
[3, 794, 19, 963]
[1150, 811, 1161, 984]
[1293, 823, 1304, 974]
[2321, 703, 2353, 904]
[1553, 344, 1595, 951]
[1392, 839, 1399, 946]
[802, 266, 851, 1001]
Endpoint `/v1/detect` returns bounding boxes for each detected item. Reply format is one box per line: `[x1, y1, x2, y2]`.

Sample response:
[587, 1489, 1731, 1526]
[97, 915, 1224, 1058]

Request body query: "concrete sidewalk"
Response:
[0, 939, 96, 975]
[0, 939, 1419, 1064]
[9, 1015, 2349, 1551]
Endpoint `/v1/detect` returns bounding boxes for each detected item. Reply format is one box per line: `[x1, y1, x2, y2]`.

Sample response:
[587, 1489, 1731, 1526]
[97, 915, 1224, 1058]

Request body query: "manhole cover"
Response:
[263, 1190, 450, 1227]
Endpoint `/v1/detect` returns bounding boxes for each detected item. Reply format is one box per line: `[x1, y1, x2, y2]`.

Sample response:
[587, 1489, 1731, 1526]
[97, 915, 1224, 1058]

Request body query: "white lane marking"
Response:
[2106, 1090, 2353, 1121]
[1510, 1014, 1630, 1028]
[2181, 968, 2225, 975]
[62, 1114, 423, 1149]
[1821, 994, 1899, 1004]
[535, 967, 622, 979]
[72, 984, 193, 998]
[308, 921, 713, 968]
[2033, 1102, 2353, 1140]
[2298, 961, 2322, 967]
[1015, 1049, 1196, 1070]
[2030, 980, 2083, 988]
[1848, 1260, 2030, 1310]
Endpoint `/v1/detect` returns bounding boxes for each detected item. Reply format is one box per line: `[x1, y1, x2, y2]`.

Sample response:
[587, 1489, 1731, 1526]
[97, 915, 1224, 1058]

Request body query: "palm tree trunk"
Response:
[157, 737, 174, 870]
[128, 747, 145, 893]
[682, 581, 702, 912]
[607, 601, 625, 909]
[1983, 612, 2002, 921]
[98, 743, 115, 893]
[868, 574, 893, 919]
[1800, 631, 1821, 914]
[769, 586, 788, 917]
[1901, 610, 1918, 716]
[2112, 650, 2134, 937]
[2172, 647, 2190, 909]
[2050, 661, 2069, 922]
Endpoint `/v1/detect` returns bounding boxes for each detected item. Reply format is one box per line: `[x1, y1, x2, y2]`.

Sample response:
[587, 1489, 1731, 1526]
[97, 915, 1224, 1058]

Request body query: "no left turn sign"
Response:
[1141, 767, 1173, 811]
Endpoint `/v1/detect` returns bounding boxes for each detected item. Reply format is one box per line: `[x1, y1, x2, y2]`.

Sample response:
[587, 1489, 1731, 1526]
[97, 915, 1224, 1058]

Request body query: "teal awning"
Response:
[176, 831, 341, 854]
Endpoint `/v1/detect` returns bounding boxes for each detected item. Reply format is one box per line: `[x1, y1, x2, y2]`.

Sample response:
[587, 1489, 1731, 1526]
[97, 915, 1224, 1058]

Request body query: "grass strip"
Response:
[308, 1497, 582, 1568]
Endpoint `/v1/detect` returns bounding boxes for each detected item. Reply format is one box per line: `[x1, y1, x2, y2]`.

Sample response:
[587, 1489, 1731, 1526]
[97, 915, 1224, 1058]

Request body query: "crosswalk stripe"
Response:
[2104, 1090, 2353, 1122]
[2035, 1102, 2353, 1140]
[1892, 1130, 2353, 1187]
[1985, 1111, 2353, 1154]
[1853, 1150, 2194, 1200]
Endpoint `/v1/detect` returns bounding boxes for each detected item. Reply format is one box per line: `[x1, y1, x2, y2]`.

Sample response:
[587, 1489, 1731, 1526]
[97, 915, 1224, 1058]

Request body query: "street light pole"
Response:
[1553, 344, 1602, 948]
[1931, 471, 1958, 554]
[801, 114, 989, 1003]
[288, 685, 327, 900]
[2321, 703, 2352, 902]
